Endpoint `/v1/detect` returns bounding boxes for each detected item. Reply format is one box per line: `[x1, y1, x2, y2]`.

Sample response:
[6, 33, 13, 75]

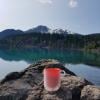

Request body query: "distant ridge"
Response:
[0, 29, 24, 39]
[0, 25, 100, 39]
[25, 25, 51, 33]
[0, 25, 69, 38]
[0, 25, 100, 53]
[25, 25, 69, 34]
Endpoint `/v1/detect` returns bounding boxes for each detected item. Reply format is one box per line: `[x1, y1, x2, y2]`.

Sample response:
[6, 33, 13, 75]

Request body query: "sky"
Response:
[0, 0, 100, 34]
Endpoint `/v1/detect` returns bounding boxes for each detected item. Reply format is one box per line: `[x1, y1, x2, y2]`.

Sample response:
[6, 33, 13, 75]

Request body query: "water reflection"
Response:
[0, 58, 29, 79]
[66, 64, 100, 85]
[0, 48, 100, 67]
[0, 48, 100, 85]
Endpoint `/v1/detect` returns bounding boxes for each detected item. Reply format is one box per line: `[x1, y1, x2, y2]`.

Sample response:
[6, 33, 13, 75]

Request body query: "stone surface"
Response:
[81, 85, 100, 100]
[0, 59, 99, 100]
[27, 74, 92, 100]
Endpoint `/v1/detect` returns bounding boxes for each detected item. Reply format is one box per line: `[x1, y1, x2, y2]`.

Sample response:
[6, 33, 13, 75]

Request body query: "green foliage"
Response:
[0, 32, 100, 51]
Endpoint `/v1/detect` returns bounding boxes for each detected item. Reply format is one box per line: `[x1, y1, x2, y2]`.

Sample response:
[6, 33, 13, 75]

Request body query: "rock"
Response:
[61, 75, 92, 100]
[0, 59, 99, 100]
[28, 59, 76, 75]
[81, 85, 100, 100]
[27, 74, 91, 100]
[27, 81, 72, 100]
[0, 89, 29, 100]
[41, 88, 72, 100]
[27, 75, 92, 100]
[0, 71, 26, 84]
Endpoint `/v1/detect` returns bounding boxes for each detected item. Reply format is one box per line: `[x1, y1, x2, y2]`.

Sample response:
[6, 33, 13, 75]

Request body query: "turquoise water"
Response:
[0, 48, 100, 85]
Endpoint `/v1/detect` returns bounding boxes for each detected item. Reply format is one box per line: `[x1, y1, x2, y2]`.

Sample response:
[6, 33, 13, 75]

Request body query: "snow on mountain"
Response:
[0, 25, 69, 39]
[25, 25, 68, 34]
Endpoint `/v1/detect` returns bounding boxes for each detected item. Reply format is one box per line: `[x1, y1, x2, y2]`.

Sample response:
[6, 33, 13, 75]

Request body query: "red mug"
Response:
[43, 68, 64, 92]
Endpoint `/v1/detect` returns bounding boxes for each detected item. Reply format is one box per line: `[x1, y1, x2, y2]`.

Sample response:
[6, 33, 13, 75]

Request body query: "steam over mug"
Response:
[43, 68, 65, 92]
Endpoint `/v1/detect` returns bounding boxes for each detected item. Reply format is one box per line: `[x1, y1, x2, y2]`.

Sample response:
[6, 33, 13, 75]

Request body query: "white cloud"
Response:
[69, 0, 78, 8]
[37, 0, 53, 4]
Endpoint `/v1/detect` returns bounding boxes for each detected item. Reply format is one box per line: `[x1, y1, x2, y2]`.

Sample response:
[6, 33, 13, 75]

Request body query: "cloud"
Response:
[69, 0, 78, 8]
[37, 0, 53, 4]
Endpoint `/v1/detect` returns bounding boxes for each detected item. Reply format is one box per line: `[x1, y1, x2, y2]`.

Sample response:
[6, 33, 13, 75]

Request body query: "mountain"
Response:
[0, 25, 70, 39]
[25, 25, 68, 34]
[26, 25, 51, 33]
[0, 25, 69, 39]
[0, 25, 100, 40]
[0, 29, 24, 39]
[0, 27, 99, 53]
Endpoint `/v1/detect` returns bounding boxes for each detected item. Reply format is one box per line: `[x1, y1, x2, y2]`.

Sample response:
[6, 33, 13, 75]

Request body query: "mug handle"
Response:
[60, 70, 65, 76]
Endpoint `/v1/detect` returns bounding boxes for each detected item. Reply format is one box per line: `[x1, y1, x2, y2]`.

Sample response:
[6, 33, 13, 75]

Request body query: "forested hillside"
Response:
[0, 32, 100, 53]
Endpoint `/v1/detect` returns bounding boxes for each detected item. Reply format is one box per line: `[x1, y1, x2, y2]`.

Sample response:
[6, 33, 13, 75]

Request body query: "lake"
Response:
[0, 48, 100, 85]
